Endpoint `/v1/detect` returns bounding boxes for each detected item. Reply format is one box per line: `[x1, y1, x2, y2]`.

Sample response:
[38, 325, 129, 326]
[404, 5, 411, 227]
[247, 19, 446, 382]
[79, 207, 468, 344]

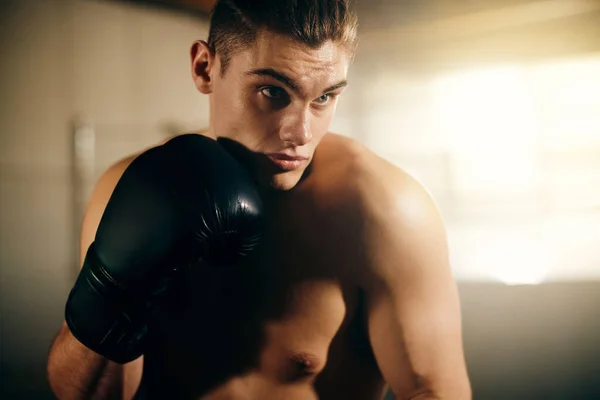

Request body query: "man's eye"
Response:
[261, 86, 285, 99]
[314, 93, 334, 105]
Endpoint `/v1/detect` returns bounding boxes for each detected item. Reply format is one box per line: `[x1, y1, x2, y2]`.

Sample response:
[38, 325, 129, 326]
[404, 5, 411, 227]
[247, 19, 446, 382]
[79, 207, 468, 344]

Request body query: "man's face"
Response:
[204, 31, 350, 190]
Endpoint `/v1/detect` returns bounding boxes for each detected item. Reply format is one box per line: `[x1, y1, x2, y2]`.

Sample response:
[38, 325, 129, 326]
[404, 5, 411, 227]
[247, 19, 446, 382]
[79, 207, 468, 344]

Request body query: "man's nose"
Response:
[278, 108, 312, 147]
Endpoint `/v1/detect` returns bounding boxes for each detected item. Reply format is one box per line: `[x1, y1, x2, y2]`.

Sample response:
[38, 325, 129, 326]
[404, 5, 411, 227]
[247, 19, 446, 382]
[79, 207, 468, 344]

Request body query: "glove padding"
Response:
[65, 134, 264, 363]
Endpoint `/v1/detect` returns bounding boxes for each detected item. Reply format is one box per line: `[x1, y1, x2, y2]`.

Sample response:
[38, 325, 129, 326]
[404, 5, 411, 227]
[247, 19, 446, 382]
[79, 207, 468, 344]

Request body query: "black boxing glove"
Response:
[65, 134, 264, 363]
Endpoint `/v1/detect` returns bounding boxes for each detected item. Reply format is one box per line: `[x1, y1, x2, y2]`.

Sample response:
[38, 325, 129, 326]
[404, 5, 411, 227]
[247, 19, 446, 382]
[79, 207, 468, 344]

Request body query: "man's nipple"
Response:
[289, 352, 321, 380]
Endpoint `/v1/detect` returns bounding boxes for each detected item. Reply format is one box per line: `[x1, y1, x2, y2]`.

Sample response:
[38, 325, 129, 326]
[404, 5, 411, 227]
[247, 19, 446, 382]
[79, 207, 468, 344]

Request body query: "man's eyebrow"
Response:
[246, 68, 348, 95]
[245, 68, 299, 92]
[322, 80, 348, 94]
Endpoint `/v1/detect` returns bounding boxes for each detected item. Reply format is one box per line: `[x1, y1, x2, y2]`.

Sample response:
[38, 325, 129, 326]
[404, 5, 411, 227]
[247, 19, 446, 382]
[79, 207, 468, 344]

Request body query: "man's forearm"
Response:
[47, 323, 123, 400]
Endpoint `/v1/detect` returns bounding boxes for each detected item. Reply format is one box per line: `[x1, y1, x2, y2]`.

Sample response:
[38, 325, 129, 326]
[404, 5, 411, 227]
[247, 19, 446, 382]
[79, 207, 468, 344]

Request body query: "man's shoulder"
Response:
[319, 133, 421, 208]
[317, 134, 443, 245]
[315, 134, 445, 279]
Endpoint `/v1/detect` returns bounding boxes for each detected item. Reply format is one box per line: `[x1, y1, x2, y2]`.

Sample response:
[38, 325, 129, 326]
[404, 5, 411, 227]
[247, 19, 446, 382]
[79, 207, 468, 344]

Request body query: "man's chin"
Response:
[259, 170, 304, 191]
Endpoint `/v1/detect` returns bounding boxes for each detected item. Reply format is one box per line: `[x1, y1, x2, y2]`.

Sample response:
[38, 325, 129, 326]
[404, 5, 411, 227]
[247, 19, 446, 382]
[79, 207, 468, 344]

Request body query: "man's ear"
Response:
[191, 40, 216, 94]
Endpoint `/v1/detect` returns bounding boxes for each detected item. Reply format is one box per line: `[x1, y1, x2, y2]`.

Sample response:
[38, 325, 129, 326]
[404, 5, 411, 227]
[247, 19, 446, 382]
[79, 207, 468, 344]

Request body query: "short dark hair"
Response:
[207, 0, 359, 75]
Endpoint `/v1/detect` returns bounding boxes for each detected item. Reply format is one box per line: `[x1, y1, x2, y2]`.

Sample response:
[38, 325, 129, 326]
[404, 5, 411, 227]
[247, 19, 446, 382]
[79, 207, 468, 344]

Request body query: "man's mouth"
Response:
[264, 153, 309, 171]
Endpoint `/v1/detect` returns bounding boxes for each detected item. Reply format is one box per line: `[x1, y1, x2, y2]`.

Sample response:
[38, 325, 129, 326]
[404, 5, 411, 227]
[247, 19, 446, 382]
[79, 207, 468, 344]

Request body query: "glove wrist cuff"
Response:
[65, 244, 148, 364]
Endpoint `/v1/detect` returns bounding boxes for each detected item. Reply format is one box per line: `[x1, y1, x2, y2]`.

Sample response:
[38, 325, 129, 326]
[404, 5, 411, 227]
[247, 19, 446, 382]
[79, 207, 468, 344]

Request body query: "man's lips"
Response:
[264, 153, 309, 171]
[266, 153, 309, 161]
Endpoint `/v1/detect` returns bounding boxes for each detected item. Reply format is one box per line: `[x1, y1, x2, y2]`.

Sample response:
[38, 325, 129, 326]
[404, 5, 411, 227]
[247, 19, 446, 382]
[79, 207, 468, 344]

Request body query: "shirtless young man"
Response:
[47, 1, 471, 399]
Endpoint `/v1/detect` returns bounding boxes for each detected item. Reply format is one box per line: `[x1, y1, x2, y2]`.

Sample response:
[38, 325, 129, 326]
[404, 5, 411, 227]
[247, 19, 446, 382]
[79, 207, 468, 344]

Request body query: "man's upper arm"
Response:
[79, 156, 135, 265]
[359, 165, 470, 400]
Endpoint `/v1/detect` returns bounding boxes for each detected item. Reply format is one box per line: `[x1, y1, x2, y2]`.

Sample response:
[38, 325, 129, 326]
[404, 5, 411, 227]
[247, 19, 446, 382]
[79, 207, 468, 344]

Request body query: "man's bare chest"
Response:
[142, 189, 378, 398]
[147, 250, 362, 395]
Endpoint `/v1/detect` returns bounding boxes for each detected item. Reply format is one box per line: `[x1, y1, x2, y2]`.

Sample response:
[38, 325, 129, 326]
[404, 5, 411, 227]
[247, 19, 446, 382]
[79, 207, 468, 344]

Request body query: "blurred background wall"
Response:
[1, 0, 599, 399]
[0, 0, 209, 397]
